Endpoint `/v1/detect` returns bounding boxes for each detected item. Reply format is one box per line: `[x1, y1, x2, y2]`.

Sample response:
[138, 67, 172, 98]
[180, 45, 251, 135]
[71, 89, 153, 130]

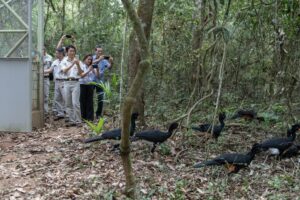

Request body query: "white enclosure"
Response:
[0, 0, 44, 132]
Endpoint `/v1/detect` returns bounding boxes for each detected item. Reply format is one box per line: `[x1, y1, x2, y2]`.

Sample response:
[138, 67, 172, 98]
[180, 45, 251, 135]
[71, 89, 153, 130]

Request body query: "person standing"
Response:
[44, 48, 66, 121]
[92, 46, 112, 118]
[43, 47, 53, 117]
[61, 45, 83, 127]
[79, 54, 99, 121]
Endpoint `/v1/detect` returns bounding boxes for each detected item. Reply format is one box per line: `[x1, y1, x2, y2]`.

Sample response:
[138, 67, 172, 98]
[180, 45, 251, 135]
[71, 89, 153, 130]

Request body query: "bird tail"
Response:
[84, 135, 104, 143]
[194, 160, 219, 168]
[230, 114, 239, 120]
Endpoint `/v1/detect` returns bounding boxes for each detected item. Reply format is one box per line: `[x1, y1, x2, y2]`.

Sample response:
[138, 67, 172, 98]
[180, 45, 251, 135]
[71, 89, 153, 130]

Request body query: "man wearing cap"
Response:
[44, 48, 66, 121]
[43, 47, 53, 117]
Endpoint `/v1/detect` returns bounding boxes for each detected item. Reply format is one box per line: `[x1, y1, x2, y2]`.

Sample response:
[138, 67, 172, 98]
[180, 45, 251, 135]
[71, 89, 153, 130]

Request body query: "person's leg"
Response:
[52, 81, 57, 114]
[95, 86, 104, 118]
[44, 78, 50, 115]
[72, 81, 82, 124]
[80, 84, 86, 120]
[64, 82, 75, 123]
[86, 85, 94, 121]
[55, 81, 64, 118]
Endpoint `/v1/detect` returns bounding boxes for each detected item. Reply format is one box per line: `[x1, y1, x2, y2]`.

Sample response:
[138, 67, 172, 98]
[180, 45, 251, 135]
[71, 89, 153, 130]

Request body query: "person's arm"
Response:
[92, 55, 104, 64]
[80, 65, 93, 78]
[75, 60, 84, 75]
[57, 35, 66, 49]
[108, 56, 113, 69]
[71, 35, 78, 50]
[62, 61, 75, 73]
[44, 64, 54, 74]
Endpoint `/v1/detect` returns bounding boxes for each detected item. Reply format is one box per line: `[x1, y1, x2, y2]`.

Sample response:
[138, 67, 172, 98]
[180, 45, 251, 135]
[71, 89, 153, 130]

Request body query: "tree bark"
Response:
[120, 0, 153, 198]
[127, 0, 155, 125]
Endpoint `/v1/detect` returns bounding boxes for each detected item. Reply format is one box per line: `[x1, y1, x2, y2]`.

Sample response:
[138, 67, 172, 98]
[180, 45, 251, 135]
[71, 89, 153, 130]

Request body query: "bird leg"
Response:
[151, 143, 157, 153]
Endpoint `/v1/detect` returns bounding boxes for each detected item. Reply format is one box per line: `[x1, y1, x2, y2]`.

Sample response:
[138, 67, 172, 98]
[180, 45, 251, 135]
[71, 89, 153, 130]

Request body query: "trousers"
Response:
[54, 81, 65, 117]
[64, 81, 81, 123]
[44, 78, 50, 114]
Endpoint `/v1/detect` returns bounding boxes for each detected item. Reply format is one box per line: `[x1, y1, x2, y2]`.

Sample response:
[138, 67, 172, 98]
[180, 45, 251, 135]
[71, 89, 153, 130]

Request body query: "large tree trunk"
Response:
[120, 0, 154, 199]
[127, 0, 155, 125]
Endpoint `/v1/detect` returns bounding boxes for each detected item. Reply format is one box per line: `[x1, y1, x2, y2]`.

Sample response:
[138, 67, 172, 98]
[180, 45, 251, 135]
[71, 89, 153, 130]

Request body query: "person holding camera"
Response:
[92, 46, 112, 118]
[61, 45, 83, 127]
[79, 54, 99, 121]
[42, 47, 53, 117]
[57, 34, 77, 55]
[44, 48, 66, 121]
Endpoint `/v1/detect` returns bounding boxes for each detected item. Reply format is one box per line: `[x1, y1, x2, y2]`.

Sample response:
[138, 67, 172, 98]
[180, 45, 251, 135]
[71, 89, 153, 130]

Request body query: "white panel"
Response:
[0, 59, 32, 131]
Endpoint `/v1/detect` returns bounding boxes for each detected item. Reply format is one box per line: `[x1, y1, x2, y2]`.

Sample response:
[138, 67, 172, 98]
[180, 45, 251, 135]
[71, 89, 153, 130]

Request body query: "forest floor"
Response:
[1, 115, 300, 200]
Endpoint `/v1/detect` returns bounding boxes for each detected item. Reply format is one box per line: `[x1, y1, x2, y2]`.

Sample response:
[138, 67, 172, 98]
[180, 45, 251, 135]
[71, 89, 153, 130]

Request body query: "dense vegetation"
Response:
[18, 0, 298, 199]
[44, 0, 300, 124]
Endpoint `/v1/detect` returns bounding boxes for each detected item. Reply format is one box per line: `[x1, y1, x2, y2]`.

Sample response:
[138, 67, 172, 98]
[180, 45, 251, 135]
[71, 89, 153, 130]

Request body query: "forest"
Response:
[1, 0, 300, 199]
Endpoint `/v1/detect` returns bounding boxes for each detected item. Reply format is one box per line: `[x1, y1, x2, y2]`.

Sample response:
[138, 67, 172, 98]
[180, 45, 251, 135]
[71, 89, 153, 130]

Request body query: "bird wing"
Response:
[218, 153, 250, 166]
[135, 130, 166, 143]
[260, 138, 293, 150]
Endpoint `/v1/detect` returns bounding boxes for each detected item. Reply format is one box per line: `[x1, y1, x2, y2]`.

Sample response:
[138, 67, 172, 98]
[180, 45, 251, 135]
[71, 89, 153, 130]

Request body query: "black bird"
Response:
[231, 109, 264, 122]
[191, 112, 226, 140]
[131, 122, 178, 153]
[280, 144, 300, 159]
[257, 124, 300, 157]
[194, 143, 260, 174]
[84, 113, 139, 143]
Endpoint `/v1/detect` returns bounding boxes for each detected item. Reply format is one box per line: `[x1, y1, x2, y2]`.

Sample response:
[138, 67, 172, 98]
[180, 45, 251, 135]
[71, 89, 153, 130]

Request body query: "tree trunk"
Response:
[120, 0, 153, 198]
[127, 0, 155, 125]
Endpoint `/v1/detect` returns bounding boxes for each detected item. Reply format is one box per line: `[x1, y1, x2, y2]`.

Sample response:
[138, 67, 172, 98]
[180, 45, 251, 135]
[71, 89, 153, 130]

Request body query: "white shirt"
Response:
[43, 54, 53, 76]
[51, 59, 65, 80]
[61, 57, 82, 79]
[79, 64, 96, 84]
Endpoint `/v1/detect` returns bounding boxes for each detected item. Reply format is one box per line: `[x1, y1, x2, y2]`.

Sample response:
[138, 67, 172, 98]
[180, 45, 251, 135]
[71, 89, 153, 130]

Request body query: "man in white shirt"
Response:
[44, 48, 66, 121]
[43, 47, 53, 116]
[61, 45, 83, 126]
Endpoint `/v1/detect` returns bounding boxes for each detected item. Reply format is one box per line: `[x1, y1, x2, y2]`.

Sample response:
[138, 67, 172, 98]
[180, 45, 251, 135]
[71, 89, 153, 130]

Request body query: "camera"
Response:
[92, 64, 98, 68]
[104, 55, 110, 60]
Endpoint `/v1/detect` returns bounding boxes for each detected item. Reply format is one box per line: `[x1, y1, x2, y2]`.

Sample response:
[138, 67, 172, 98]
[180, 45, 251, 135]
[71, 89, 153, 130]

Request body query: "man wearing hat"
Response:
[44, 48, 66, 121]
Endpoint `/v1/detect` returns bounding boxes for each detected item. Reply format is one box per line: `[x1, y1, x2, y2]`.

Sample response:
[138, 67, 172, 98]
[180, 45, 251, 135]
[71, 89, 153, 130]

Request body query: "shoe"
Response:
[76, 123, 83, 127]
[65, 122, 76, 127]
[54, 116, 64, 121]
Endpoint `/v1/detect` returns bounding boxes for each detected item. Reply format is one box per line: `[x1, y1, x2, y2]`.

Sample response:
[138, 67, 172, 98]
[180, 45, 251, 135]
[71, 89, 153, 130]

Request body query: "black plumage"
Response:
[194, 143, 260, 174]
[131, 122, 178, 153]
[280, 144, 300, 159]
[231, 109, 264, 122]
[84, 113, 139, 143]
[257, 124, 300, 157]
[191, 112, 226, 140]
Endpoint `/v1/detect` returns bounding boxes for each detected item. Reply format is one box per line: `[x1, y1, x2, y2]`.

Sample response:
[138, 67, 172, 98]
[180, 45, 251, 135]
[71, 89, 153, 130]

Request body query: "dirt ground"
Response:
[1, 117, 300, 200]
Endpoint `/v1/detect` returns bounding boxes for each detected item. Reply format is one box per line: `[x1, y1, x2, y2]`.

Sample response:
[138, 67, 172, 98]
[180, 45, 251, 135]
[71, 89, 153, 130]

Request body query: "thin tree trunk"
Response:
[127, 0, 155, 125]
[120, 0, 153, 198]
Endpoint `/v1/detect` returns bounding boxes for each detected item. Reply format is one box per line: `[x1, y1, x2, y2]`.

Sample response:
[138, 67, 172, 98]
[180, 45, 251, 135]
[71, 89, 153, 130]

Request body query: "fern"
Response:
[84, 117, 105, 135]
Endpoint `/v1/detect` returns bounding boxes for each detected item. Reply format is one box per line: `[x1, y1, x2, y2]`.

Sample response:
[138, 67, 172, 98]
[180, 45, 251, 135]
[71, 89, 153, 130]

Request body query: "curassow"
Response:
[191, 112, 226, 140]
[231, 109, 264, 122]
[131, 122, 178, 153]
[280, 144, 300, 159]
[194, 143, 260, 174]
[257, 124, 300, 158]
[84, 113, 139, 144]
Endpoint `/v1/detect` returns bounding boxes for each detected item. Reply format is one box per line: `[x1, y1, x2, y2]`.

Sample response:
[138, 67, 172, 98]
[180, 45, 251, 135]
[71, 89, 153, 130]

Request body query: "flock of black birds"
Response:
[83, 109, 300, 174]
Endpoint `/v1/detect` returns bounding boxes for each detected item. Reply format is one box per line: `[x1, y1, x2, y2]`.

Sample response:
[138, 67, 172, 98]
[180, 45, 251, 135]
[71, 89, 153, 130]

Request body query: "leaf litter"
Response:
[0, 118, 300, 199]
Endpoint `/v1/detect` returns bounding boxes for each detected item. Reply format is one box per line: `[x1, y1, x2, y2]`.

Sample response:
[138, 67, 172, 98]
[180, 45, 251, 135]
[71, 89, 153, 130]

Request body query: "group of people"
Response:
[42, 35, 113, 127]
